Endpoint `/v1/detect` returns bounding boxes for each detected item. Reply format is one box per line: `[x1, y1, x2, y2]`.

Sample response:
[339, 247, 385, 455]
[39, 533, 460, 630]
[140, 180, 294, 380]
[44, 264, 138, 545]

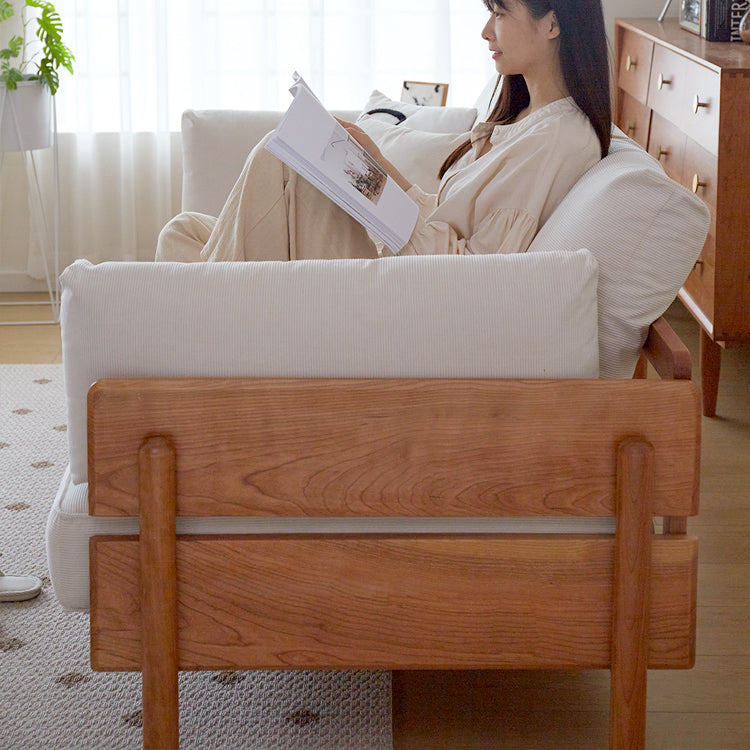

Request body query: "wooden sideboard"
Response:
[614, 18, 750, 416]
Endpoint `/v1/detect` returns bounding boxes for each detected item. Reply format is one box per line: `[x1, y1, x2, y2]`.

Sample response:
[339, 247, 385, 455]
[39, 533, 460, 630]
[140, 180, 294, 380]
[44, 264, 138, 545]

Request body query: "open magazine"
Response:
[264, 73, 419, 255]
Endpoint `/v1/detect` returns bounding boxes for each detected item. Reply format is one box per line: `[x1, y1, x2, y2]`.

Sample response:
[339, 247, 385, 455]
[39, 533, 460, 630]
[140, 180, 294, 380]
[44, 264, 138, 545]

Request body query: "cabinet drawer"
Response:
[647, 112, 686, 183]
[682, 137, 717, 214]
[647, 45, 720, 155]
[616, 91, 651, 149]
[617, 29, 653, 103]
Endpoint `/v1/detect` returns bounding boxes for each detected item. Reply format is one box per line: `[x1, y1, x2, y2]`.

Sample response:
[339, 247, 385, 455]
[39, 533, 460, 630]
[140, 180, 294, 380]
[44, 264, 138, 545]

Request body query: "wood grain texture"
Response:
[89, 533, 697, 673]
[87, 378, 701, 518]
[86, 374, 702, 749]
[610, 441, 654, 750]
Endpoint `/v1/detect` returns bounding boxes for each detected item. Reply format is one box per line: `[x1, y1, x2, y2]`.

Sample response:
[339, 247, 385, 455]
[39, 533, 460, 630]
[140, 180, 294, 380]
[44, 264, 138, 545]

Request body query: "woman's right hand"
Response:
[335, 118, 384, 163]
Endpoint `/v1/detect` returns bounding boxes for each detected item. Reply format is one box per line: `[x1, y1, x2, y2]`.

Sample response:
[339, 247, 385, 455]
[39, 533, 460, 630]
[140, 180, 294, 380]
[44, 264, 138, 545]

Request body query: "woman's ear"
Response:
[545, 10, 561, 39]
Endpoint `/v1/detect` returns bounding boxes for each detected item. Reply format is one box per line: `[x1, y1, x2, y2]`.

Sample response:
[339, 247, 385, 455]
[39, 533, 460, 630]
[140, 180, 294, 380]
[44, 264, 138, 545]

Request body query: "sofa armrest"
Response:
[633, 316, 692, 381]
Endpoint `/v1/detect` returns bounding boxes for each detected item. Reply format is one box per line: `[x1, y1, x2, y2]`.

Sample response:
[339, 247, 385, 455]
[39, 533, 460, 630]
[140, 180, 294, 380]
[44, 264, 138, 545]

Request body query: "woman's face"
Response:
[482, 1, 557, 77]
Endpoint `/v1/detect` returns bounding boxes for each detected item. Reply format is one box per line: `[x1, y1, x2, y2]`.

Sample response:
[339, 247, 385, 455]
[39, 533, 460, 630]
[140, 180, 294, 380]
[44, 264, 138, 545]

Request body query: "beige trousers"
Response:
[156, 132, 379, 263]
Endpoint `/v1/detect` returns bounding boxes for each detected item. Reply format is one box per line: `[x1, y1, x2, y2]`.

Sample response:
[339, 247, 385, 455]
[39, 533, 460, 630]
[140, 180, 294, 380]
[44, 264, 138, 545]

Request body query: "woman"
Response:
[157, 0, 610, 262]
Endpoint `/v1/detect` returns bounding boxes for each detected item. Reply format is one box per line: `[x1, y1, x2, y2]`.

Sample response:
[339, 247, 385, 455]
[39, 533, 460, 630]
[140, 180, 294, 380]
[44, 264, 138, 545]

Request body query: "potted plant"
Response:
[0, 0, 74, 151]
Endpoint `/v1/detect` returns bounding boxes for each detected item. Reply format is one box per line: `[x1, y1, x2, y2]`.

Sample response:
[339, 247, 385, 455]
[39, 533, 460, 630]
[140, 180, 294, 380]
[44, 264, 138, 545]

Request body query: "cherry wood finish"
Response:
[615, 18, 750, 417]
[90, 533, 697, 672]
[87, 376, 701, 749]
[618, 91, 651, 149]
[635, 315, 693, 381]
[88, 378, 700, 519]
[610, 441, 654, 749]
[137, 438, 179, 750]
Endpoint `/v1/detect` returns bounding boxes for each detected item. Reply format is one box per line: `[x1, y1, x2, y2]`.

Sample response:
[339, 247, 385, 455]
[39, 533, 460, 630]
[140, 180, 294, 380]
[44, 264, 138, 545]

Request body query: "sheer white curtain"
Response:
[1, 0, 493, 279]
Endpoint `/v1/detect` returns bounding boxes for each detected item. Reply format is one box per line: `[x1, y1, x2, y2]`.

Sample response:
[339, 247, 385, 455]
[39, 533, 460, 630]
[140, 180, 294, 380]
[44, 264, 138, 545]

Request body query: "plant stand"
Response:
[0, 85, 61, 325]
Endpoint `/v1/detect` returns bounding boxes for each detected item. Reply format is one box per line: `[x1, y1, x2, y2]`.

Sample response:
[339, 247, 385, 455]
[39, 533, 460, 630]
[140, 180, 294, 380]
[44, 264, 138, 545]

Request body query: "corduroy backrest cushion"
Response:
[528, 129, 710, 379]
[181, 108, 361, 216]
[60, 251, 599, 484]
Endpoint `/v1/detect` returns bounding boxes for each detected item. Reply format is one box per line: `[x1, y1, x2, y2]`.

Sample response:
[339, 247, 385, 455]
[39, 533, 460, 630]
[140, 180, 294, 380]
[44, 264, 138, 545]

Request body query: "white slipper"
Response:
[0, 569, 43, 602]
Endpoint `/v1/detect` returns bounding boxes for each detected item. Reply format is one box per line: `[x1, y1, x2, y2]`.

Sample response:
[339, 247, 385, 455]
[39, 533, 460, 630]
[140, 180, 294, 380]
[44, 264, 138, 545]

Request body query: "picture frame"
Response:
[400, 81, 449, 107]
[679, 0, 703, 35]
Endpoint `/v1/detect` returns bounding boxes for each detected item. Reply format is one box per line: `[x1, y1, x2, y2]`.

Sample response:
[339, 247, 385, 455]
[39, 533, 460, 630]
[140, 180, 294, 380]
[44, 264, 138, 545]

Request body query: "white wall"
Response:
[603, 0, 678, 41]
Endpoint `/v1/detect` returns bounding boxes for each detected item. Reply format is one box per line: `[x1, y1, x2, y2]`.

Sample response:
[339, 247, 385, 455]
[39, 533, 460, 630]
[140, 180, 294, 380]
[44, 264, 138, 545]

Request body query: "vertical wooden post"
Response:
[699, 328, 721, 417]
[610, 438, 654, 750]
[139, 436, 179, 750]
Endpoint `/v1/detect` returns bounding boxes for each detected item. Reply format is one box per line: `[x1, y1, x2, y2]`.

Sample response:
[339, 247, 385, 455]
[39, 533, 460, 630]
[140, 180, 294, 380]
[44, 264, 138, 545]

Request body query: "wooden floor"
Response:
[2, 294, 748, 749]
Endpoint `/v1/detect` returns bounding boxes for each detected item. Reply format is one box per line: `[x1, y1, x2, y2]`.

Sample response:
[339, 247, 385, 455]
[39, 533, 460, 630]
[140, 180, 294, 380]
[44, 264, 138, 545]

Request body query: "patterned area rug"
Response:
[0, 365, 392, 749]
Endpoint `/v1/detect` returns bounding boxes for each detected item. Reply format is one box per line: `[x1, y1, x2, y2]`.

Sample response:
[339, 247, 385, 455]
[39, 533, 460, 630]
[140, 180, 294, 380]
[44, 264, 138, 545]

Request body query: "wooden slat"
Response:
[642, 316, 693, 380]
[90, 533, 697, 672]
[87, 378, 701, 518]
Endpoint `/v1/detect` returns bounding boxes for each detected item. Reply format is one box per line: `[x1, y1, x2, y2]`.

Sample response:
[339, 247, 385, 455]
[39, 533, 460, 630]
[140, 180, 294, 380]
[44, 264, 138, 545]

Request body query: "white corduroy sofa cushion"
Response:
[60, 251, 599, 485]
[528, 128, 710, 379]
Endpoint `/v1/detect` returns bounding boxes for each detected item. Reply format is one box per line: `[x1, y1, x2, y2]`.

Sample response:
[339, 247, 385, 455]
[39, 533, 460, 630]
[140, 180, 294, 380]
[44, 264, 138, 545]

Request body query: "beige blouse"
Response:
[401, 97, 601, 256]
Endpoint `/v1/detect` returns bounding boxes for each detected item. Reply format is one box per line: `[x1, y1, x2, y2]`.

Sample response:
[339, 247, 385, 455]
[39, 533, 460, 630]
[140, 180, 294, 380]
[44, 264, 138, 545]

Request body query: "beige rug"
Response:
[0, 364, 392, 749]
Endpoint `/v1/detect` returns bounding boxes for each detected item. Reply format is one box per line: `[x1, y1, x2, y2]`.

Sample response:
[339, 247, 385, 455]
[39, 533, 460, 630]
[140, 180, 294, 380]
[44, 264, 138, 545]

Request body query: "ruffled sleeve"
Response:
[400, 196, 539, 256]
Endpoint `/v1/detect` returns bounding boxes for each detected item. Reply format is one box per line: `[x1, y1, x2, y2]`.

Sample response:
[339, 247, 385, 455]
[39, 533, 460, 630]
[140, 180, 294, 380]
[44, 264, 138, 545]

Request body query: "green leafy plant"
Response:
[0, 0, 74, 94]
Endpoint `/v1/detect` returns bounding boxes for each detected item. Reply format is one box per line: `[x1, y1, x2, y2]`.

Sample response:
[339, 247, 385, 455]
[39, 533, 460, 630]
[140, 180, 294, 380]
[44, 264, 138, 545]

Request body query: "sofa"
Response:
[45, 85, 711, 749]
[46, 86, 710, 613]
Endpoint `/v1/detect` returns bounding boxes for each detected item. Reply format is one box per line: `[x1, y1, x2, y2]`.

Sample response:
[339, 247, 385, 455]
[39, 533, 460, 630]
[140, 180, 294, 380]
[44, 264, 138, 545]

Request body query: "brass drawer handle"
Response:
[693, 95, 710, 114]
[692, 173, 707, 193]
[694, 258, 705, 269]
[626, 123, 637, 135]
[658, 73, 672, 89]
[626, 55, 637, 71]
[657, 145, 669, 160]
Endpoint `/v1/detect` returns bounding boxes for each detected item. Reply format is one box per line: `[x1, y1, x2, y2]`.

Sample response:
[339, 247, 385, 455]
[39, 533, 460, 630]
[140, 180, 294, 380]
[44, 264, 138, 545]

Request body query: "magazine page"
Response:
[265, 75, 419, 254]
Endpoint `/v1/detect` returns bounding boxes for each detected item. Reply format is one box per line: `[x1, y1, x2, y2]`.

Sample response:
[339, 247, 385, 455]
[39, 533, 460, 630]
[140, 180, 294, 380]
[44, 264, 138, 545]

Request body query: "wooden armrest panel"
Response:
[90, 533, 697, 672]
[88, 378, 701, 519]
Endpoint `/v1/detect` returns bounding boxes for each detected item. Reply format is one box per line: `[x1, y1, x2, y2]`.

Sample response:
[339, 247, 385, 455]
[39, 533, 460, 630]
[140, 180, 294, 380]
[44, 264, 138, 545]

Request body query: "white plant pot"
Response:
[0, 81, 53, 152]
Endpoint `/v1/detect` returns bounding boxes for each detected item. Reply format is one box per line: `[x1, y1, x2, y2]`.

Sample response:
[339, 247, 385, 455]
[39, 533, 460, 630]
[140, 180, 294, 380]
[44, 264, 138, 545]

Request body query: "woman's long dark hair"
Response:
[439, 0, 611, 179]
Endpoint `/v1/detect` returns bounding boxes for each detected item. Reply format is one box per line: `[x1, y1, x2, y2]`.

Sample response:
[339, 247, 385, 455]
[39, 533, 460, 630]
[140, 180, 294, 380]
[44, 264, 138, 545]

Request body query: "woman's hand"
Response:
[335, 118, 384, 163]
[334, 117, 413, 193]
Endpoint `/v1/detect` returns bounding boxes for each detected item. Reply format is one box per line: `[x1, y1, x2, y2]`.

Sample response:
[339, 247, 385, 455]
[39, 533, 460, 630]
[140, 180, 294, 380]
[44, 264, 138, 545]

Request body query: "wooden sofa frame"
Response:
[87, 317, 700, 750]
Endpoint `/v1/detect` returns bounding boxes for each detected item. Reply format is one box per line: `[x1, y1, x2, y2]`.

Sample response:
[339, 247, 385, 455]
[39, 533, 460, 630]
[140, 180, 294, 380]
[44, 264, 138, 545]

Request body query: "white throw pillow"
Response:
[357, 117, 469, 193]
[358, 90, 478, 134]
